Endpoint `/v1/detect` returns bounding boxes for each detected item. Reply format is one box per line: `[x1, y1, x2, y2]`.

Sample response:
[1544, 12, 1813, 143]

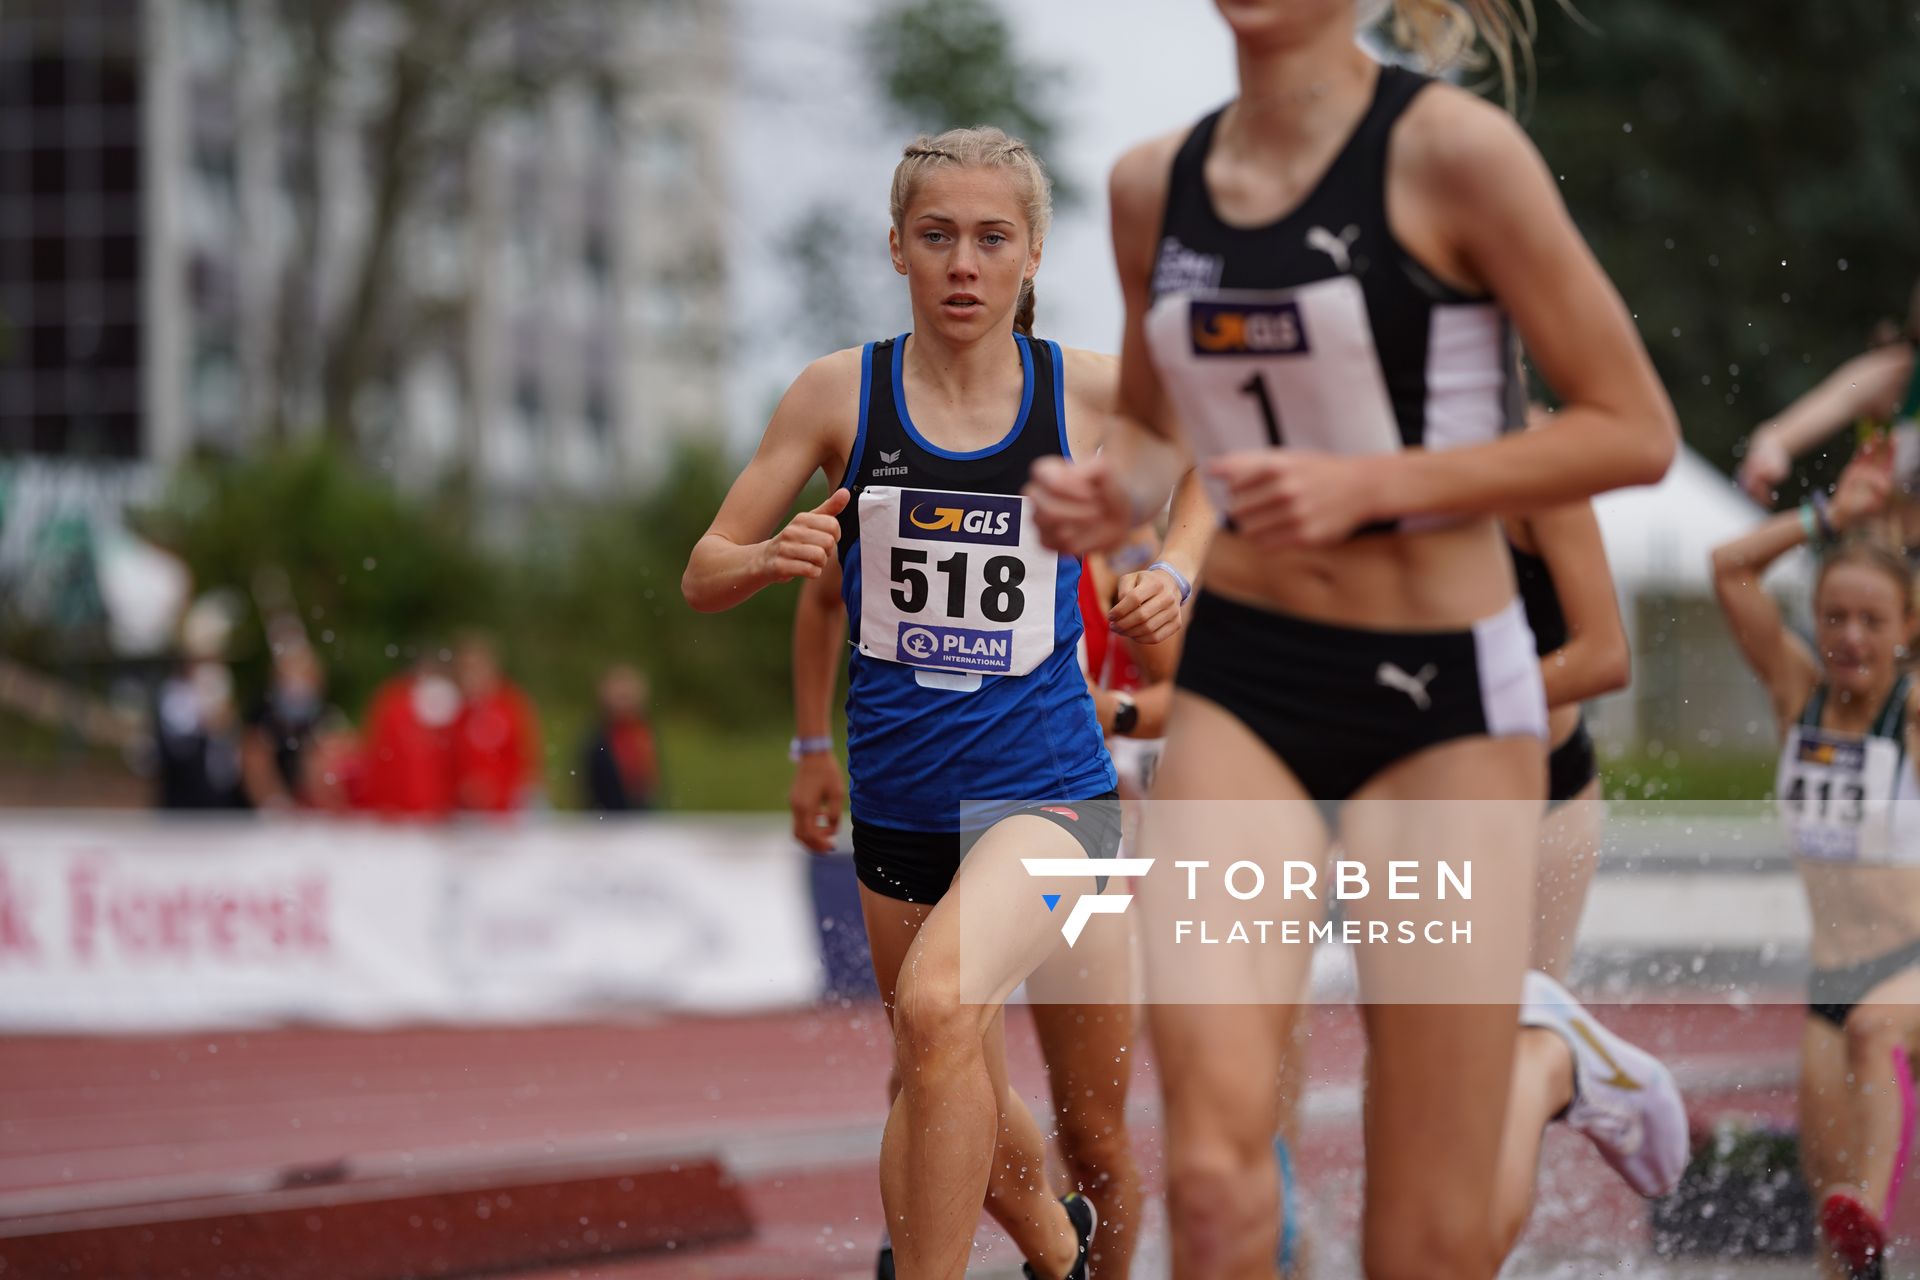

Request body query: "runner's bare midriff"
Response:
[1802, 865, 1920, 971]
[1202, 515, 1516, 630]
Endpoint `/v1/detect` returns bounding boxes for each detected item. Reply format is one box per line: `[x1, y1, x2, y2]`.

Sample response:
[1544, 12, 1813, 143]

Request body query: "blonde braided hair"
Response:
[889, 126, 1053, 336]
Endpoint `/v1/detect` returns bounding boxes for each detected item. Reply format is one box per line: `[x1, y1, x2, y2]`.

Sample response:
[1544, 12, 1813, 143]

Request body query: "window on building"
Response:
[184, 0, 239, 72]
[514, 371, 543, 437]
[0, 7, 145, 457]
[635, 280, 686, 339]
[591, 78, 623, 147]
[639, 119, 692, 183]
[190, 339, 239, 434]
[584, 385, 613, 445]
[582, 227, 613, 300]
[189, 139, 237, 246]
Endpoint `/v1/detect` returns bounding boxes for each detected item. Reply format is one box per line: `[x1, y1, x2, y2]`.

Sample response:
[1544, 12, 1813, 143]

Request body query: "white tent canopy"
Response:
[1588, 444, 1811, 749]
[1592, 444, 1811, 595]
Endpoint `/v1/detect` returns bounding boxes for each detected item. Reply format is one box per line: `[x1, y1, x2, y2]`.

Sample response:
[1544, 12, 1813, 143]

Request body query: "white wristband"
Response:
[1147, 560, 1193, 605]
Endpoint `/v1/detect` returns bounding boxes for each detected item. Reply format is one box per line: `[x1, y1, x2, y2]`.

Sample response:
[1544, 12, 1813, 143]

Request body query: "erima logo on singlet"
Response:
[871, 448, 909, 478]
[1190, 299, 1311, 357]
[898, 489, 1021, 545]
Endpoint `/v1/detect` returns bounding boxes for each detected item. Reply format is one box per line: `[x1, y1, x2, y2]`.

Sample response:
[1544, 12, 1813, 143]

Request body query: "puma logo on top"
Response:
[1306, 224, 1361, 273]
[1376, 662, 1438, 711]
[872, 448, 908, 478]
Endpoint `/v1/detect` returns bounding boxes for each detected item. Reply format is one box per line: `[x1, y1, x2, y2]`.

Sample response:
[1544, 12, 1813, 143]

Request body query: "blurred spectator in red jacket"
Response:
[582, 664, 660, 811]
[452, 633, 540, 813]
[359, 657, 461, 819]
[299, 710, 371, 812]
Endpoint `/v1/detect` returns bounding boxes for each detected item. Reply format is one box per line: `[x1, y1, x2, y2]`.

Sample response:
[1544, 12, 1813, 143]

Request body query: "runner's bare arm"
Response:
[789, 560, 847, 853]
[683, 351, 860, 612]
[1525, 502, 1629, 710]
[1155, 467, 1215, 596]
[1753, 345, 1912, 464]
[1711, 512, 1821, 733]
[1109, 470, 1212, 644]
[1026, 138, 1192, 555]
[1349, 88, 1678, 523]
[1709, 437, 1899, 731]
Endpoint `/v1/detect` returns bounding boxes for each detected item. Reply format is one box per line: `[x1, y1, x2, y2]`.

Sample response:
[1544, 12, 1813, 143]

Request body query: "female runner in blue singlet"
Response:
[686, 127, 1130, 1280]
[787, 478, 1211, 1279]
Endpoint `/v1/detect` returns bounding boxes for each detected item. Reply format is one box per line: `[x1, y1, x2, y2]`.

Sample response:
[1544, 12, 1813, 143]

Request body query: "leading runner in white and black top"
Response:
[1025, 3, 1682, 1276]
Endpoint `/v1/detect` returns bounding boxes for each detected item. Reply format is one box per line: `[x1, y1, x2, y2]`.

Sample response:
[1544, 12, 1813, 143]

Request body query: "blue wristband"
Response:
[789, 735, 834, 762]
[1148, 560, 1193, 605]
[1798, 503, 1824, 550]
[1810, 490, 1838, 542]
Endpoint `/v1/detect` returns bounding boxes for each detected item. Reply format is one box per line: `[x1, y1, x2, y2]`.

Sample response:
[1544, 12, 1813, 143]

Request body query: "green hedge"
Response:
[129, 443, 835, 810]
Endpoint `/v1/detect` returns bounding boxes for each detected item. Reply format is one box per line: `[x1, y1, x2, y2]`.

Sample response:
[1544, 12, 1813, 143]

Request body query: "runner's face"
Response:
[889, 167, 1038, 341]
[1213, 0, 1353, 47]
[1815, 563, 1911, 698]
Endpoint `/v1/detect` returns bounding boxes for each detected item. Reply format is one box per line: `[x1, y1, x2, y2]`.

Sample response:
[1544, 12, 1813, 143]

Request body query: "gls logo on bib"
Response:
[1190, 299, 1310, 357]
[898, 490, 1021, 545]
[1797, 735, 1866, 771]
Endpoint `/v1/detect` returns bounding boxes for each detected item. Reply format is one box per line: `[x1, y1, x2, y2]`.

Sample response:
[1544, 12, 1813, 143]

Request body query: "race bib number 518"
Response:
[857, 486, 1058, 678]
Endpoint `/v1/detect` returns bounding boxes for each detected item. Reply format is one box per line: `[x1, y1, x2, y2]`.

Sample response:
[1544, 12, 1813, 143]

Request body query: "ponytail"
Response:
[1385, 0, 1564, 112]
[1014, 279, 1036, 337]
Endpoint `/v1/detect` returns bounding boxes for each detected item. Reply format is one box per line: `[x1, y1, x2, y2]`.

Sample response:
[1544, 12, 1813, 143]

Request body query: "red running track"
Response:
[0, 998, 1842, 1277]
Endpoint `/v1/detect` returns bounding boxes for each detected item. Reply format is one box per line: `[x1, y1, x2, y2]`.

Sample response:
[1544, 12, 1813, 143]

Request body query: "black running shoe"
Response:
[1021, 1192, 1098, 1280]
[875, 1242, 895, 1279]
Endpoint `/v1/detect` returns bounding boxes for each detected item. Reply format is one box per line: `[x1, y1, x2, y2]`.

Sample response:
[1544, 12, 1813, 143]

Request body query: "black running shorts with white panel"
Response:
[1173, 590, 1548, 801]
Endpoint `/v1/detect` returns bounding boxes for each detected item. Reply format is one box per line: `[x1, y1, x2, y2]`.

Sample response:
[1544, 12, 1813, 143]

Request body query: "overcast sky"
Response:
[725, 0, 1240, 447]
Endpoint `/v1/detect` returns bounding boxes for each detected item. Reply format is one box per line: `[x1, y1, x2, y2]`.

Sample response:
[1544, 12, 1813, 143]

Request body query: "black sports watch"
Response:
[1111, 692, 1139, 737]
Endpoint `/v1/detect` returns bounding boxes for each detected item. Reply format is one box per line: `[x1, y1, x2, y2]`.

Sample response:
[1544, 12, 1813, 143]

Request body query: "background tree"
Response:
[860, 0, 1069, 180]
[1518, 3, 1920, 481]
[264, 0, 627, 451]
[778, 0, 1073, 361]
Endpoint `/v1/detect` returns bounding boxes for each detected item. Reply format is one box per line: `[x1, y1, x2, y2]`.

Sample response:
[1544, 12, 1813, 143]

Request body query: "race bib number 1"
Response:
[857, 486, 1058, 679]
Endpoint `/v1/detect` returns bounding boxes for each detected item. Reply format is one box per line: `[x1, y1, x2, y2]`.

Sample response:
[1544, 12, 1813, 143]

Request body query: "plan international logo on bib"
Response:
[898, 490, 1021, 546]
[898, 622, 1014, 673]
